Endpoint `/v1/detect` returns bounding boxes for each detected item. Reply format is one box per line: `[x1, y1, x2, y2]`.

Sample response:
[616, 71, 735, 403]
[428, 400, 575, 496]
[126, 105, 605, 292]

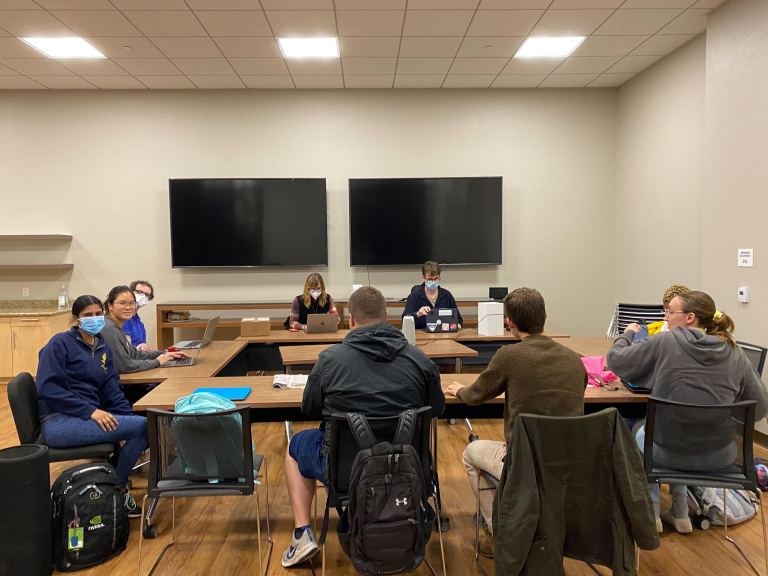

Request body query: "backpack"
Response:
[51, 462, 129, 572]
[331, 410, 435, 576]
[687, 486, 756, 526]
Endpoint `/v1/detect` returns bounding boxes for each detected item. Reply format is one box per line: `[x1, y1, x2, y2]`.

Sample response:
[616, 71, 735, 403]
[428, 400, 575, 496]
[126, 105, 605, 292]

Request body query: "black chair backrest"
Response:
[328, 406, 433, 505]
[644, 397, 757, 490]
[616, 303, 665, 333]
[7, 372, 41, 444]
[738, 341, 768, 376]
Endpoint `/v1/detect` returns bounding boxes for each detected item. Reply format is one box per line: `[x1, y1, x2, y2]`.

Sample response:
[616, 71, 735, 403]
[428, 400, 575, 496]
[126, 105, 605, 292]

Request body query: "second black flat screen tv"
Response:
[170, 178, 327, 267]
[349, 177, 502, 266]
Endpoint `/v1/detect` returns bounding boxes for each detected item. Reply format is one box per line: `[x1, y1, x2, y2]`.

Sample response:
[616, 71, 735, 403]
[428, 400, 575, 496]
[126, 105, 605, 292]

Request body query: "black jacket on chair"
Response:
[493, 408, 660, 576]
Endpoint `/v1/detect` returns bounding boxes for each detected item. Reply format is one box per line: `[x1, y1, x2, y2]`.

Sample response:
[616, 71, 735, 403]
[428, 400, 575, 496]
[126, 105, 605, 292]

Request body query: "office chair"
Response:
[7, 372, 117, 462]
[137, 406, 272, 576]
[737, 341, 768, 376]
[606, 303, 665, 338]
[644, 397, 768, 576]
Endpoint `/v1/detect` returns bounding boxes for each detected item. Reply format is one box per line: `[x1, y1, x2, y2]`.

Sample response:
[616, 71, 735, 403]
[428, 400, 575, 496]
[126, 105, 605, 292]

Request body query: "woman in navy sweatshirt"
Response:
[402, 260, 463, 329]
[36, 294, 147, 517]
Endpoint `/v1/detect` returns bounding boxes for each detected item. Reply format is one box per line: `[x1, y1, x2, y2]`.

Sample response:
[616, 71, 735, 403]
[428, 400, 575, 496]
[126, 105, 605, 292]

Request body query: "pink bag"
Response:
[581, 356, 618, 387]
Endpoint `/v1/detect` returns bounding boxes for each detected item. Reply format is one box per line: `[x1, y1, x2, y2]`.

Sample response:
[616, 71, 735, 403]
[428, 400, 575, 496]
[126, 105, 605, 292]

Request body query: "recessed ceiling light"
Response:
[514, 36, 586, 59]
[278, 37, 339, 59]
[20, 37, 106, 59]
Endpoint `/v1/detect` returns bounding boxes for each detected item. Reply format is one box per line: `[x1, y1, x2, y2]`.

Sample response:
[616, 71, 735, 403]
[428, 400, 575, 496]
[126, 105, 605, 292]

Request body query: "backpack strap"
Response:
[393, 409, 417, 446]
[346, 413, 377, 449]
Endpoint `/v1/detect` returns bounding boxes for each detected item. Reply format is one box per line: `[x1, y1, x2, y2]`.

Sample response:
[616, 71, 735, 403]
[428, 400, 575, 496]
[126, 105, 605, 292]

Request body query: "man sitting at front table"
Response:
[281, 285, 446, 568]
[444, 287, 587, 556]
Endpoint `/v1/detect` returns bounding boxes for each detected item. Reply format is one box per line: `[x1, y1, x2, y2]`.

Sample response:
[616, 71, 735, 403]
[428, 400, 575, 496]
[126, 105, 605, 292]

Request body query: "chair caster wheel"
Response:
[448, 419, 456, 425]
[439, 516, 450, 533]
[143, 523, 158, 539]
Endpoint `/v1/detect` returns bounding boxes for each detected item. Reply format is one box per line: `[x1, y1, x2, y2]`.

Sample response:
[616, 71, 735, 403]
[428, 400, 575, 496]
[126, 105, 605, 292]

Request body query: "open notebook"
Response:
[272, 374, 308, 389]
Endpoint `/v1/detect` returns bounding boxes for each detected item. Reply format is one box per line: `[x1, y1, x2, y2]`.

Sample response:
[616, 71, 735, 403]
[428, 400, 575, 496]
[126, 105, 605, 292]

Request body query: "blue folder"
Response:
[192, 387, 252, 401]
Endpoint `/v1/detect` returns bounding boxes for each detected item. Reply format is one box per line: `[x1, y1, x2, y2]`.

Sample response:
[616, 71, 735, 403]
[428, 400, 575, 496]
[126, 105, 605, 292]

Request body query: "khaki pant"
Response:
[463, 439, 506, 534]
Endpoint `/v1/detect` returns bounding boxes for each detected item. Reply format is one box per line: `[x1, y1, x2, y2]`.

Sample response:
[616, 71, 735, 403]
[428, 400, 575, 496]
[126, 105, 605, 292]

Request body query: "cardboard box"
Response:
[241, 317, 270, 337]
[478, 302, 504, 336]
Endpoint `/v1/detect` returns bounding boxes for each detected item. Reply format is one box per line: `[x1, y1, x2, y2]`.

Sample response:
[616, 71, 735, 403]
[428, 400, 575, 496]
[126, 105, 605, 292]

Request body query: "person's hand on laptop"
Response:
[416, 306, 431, 318]
[157, 351, 187, 365]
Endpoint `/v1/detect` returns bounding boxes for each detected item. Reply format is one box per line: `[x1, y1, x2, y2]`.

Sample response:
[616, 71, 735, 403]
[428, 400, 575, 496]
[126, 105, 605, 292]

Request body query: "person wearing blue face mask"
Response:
[402, 260, 463, 330]
[35, 295, 148, 518]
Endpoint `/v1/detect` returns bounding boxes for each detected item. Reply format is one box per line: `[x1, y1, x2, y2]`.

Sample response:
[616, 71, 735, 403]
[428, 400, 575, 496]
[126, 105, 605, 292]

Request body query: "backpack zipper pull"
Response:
[78, 484, 103, 498]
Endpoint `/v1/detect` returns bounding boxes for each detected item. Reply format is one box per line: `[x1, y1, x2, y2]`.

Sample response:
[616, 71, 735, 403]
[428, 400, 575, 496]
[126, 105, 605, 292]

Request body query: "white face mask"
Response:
[134, 292, 149, 308]
[310, 289, 322, 300]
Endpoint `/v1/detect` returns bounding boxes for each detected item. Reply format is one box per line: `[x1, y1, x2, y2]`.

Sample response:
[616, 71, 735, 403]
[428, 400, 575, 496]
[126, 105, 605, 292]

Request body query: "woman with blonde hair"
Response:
[285, 272, 338, 331]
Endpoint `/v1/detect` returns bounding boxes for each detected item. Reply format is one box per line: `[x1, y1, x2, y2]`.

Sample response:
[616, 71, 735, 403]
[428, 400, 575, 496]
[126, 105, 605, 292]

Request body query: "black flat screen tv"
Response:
[349, 177, 502, 266]
[169, 178, 327, 267]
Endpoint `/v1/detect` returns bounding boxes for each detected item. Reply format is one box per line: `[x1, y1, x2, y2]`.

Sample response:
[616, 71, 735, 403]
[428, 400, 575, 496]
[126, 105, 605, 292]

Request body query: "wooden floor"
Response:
[1, 382, 766, 576]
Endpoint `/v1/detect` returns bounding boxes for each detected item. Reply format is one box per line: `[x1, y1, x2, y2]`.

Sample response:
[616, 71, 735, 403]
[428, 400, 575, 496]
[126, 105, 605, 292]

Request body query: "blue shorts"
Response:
[288, 428, 327, 482]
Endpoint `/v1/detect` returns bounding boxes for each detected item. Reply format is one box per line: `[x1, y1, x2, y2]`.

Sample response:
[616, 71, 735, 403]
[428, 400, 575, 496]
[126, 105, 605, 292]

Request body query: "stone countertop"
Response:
[0, 300, 70, 317]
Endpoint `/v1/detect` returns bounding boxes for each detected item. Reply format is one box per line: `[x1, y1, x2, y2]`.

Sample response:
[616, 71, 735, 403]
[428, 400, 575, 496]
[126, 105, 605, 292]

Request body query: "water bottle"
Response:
[57, 285, 68, 311]
[402, 315, 416, 346]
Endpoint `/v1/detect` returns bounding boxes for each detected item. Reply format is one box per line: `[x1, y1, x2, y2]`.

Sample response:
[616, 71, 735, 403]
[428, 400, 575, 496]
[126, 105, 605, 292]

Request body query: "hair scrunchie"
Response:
[713, 310, 723, 320]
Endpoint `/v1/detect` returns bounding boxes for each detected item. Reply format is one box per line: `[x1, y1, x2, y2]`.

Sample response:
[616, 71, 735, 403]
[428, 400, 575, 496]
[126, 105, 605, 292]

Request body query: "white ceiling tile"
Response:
[83, 75, 145, 88]
[59, 58, 130, 75]
[111, 0, 188, 9]
[260, 0, 332, 8]
[457, 36, 524, 57]
[449, 57, 507, 74]
[36, 0, 114, 8]
[188, 75, 245, 88]
[0, 10, 74, 36]
[342, 57, 396, 75]
[151, 37, 223, 57]
[479, 0, 550, 8]
[466, 10, 542, 36]
[215, 37, 282, 57]
[532, 10, 614, 36]
[339, 37, 400, 57]
[631, 34, 694, 55]
[659, 9, 708, 34]
[187, 0, 262, 8]
[550, 0, 623, 6]
[112, 57, 181, 75]
[87, 37, 165, 58]
[443, 74, 495, 87]
[594, 9, 684, 35]
[240, 75, 295, 88]
[501, 56, 563, 74]
[51, 10, 142, 37]
[335, 0, 406, 8]
[396, 57, 452, 74]
[0, 75, 44, 88]
[344, 75, 394, 88]
[124, 11, 208, 37]
[393, 74, 443, 87]
[31, 75, 97, 88]
[540, 73, 598, 87]
[621, 0, 694, 7]
[266, 10, 337, 36]
[0, 62, 17, 74]
[403, 10, 474, 36]
[409, 0, 479, 8]
[571, 35, 647, 56]
[691, 0, 727, 8]
[492, 74, 546, 87]
[399, 37, 462, 57]
[0, 57, 71, 75]
[587, 72, 634, 86]
[0, 37, 47, 58]
[337, 11, 404, 36]
[607, 53, 662, 73]
[196, 11, 272, 36]
[0, 0, 42, 8]
[171, 57, 236, 75]
[555, 55, 620, 73]
[228, 57, 289, 75]
[292, 75, 343, 88]
[286, 58, 341, 75]
[136, 75, 196, 88]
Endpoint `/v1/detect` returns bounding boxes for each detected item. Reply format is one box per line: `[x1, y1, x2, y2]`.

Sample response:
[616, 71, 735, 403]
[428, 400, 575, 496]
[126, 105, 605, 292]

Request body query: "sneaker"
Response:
[653, 501, 663, 534]
[281, 528, 320, 568]
[661, 509, 693, 533]
[124, 491, 142, 519]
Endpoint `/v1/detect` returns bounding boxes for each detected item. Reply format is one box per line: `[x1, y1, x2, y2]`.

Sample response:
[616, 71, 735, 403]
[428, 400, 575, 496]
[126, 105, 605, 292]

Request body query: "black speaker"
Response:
[489, 287, 508, 300]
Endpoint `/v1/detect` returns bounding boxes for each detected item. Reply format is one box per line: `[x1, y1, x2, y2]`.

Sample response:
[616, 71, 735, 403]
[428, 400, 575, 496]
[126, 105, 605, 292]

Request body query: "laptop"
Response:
[164, 347, 200, 367]
[174, 316, 220, 349]
[424, 308, 460, 333]
[305, 313, 339, 334]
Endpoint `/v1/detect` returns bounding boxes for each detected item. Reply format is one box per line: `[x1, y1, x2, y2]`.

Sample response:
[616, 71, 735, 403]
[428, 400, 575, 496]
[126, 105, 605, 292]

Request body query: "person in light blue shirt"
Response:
[123, 279, 153, 351]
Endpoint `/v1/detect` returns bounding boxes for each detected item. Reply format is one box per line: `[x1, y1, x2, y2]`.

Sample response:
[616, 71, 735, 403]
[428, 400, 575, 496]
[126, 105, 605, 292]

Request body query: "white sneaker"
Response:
[281, 528, 320, 568]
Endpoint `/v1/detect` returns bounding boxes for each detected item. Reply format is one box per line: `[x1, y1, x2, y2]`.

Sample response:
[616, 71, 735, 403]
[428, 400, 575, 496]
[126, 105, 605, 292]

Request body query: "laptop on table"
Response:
[424, 308, 460, 333]
[164, 347, 200, 367]
[305, 313, 339, 334]
[174, 316, 220, 349]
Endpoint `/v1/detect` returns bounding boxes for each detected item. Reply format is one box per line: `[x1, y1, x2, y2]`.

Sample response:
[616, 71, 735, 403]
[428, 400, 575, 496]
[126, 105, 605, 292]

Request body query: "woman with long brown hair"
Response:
[285, 272, 338, 331]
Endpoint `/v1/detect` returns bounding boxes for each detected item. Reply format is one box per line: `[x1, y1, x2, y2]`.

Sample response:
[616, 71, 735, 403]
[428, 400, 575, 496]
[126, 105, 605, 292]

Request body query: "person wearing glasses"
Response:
[607, 290, 768, 534]
[122, 280, 154, 351]
[100, 285, 186, 373]
[402, 260, 463, 330]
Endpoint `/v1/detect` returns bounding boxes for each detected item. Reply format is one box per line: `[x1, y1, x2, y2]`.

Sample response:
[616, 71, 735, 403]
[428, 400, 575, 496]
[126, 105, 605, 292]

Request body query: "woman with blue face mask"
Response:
[402, 260, 463, 330]
[35, 295, 148, 518]
[285, 272, 338, 331]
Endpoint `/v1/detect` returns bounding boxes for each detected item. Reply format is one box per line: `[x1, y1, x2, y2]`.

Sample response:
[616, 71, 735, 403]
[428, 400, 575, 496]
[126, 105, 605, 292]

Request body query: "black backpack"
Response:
[331, 410, 435, 576]
[51, 462, 130, 572]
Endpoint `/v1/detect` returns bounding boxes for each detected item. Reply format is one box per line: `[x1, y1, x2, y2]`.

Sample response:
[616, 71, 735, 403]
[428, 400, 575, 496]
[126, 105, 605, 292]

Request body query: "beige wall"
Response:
[0, 88, 617, 345]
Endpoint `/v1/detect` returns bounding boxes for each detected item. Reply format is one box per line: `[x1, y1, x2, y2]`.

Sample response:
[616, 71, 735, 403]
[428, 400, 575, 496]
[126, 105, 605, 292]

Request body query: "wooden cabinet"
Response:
[0, 313, 70, 378]
[0, 319, 11, 378]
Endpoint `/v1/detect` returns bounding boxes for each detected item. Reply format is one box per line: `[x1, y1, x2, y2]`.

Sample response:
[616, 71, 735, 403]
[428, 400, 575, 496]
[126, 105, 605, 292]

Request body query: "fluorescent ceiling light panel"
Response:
[514, 36, 586, 59]
[278, 37, 339, 59]
[20, 37, 106, 59]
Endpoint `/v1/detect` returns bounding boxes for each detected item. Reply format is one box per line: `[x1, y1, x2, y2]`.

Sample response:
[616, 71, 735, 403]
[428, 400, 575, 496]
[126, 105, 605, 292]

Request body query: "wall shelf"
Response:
[0, 235, 72, 241]
[0, 264, 74, 271]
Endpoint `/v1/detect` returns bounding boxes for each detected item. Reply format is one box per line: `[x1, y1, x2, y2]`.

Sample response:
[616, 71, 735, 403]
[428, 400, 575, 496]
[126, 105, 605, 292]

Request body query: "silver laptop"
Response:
[164, 347, 200, 367]
[305, 313, 339, 334]
[174, 316, 220, 349]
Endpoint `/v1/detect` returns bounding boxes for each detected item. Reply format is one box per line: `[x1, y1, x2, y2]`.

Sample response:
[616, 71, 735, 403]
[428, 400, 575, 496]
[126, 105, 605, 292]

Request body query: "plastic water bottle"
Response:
[57, 285, 68, 310]
[402, 315, 416, 346]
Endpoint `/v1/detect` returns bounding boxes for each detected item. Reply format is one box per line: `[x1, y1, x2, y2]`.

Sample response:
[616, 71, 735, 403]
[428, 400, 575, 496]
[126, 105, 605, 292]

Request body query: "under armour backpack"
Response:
[334, 410, 435, 576]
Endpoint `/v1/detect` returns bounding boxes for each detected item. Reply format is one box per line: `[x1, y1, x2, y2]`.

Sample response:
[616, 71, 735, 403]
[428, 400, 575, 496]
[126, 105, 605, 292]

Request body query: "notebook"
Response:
[273, 374, 308, 389]
[192, 387, 252, 401]
[624, 381, 652, 394]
